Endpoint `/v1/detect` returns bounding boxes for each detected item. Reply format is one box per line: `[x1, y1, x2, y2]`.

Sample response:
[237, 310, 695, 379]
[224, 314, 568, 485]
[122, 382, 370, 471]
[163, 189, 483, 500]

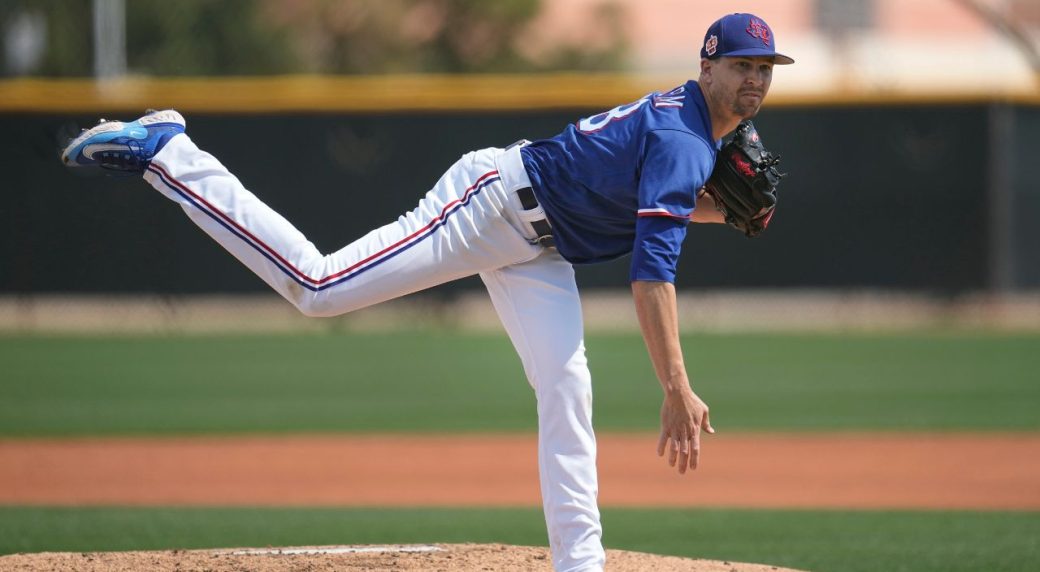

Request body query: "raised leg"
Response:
[144, 134, 541, 316]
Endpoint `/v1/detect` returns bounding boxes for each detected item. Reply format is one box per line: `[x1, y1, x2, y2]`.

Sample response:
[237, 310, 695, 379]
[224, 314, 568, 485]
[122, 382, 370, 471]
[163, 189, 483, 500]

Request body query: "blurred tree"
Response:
[125, 0, 299, 76]
[1, 0, 92, 77]
[0, 0, 298, 77]
[1, 0, 628, 77]
[520, 0, 628, 73]
[262, 0, 628, 74]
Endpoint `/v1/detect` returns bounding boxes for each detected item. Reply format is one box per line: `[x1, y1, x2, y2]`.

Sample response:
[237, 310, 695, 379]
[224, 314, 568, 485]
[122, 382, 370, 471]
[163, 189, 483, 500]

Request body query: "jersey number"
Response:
[577, 96, 650, 133]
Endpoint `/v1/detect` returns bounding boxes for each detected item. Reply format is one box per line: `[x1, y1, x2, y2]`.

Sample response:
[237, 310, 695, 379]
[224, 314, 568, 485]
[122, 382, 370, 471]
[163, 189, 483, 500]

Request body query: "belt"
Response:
[517, 187, 556, 249]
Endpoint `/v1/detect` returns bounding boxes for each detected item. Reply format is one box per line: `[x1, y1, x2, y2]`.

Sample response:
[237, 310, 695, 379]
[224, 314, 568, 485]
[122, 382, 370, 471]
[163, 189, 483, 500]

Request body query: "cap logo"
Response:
[705, 34, 718, 56]
[746, 17, 771, 46]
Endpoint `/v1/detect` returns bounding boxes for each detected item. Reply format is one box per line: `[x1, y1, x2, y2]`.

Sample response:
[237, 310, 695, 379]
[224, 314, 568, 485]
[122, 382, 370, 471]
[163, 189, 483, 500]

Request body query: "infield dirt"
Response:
[0, 543, 809, 571]
[2, 432, 1038, 509]
[3, 432, 1038, 571]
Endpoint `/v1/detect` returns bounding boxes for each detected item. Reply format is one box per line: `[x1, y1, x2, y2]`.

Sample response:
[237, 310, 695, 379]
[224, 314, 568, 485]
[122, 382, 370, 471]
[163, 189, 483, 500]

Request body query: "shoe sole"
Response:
[61, 110, 186, 166]
[137, 109, 185, 127]
[61, 121, 125, 165]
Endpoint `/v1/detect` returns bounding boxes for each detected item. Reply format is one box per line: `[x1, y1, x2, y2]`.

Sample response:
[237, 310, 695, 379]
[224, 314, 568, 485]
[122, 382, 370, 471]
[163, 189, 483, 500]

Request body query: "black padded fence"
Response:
[2, 103, 1036, 295]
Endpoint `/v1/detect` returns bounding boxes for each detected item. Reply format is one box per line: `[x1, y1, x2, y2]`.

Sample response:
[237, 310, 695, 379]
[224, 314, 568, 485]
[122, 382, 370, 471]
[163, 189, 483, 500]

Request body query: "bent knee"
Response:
[292, 294, 341, 318]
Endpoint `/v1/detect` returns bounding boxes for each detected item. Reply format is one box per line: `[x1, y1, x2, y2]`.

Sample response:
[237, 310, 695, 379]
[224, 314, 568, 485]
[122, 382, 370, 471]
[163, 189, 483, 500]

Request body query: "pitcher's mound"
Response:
[0, 543, 807, 571]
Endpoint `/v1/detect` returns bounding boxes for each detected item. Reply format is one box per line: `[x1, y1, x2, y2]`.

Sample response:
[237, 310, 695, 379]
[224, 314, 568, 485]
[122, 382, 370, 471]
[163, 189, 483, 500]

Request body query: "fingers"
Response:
[669, 433, 680, 468]
[657, 427, 698, 474]
[664, 419, 714, 475]
[659, 430, 685, 470]
[688, 425, 700, 471]
[677, 431, 691, 474]
[664, 429, 693, 474]
[689, 410, 715, 471]
[659, 401, 715, 474]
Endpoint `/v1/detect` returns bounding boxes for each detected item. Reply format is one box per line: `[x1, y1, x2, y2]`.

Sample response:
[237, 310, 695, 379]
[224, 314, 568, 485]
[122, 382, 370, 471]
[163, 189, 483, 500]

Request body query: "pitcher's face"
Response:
[703, 56, 774, 119]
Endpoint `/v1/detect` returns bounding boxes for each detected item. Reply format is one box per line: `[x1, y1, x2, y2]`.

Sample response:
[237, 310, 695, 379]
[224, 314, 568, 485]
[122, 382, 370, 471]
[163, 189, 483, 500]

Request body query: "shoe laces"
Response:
[98, 139, 148, 172]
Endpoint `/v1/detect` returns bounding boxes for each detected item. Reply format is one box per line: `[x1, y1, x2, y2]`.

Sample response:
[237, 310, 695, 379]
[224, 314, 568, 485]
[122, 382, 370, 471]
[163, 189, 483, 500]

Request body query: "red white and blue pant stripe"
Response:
[143, 134, 605, 572]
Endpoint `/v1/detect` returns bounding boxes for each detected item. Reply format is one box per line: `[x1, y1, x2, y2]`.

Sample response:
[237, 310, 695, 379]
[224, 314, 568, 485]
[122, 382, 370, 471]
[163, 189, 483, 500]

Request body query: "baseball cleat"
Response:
[61, 109, 186, 172]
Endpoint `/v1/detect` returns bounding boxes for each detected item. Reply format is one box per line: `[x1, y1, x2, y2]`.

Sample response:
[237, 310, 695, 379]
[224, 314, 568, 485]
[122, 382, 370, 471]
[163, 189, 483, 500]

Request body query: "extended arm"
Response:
[632, 280, 715, 474]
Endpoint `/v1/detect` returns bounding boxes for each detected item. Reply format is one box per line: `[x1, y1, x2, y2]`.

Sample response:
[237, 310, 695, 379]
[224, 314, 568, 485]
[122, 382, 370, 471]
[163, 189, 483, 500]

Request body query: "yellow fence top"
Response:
[1, 74, 1037, 113]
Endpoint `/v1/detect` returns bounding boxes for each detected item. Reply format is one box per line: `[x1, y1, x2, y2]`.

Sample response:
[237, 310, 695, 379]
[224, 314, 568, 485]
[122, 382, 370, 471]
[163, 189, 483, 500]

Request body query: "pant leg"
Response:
[480, 252, 604, 572]
[143, 134, 541, 317]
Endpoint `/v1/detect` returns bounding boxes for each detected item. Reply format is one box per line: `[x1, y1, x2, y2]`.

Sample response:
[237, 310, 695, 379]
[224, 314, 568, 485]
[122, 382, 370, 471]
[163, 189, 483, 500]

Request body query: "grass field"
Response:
[1, 331, 1038, 435]
[2, 330, 1038, 571]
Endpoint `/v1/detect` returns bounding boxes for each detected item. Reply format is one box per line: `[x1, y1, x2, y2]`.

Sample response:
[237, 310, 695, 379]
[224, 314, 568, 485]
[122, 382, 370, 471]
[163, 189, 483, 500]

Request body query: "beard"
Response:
[730, 90, 763, 118]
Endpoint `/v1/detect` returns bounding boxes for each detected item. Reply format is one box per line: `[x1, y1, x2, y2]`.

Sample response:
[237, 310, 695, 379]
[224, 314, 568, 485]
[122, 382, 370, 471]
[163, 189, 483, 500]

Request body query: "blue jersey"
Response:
[520, 79, 718, 283]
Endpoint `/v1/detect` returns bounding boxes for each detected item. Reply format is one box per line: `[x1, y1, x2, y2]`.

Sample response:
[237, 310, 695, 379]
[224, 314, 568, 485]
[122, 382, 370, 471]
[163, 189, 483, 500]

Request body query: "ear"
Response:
[699, 58, 713, 84]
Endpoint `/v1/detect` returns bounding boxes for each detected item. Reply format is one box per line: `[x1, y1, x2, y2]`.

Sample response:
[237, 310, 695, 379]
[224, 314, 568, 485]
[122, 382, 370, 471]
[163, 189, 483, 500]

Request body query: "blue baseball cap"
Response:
[701, 13, 794, 65]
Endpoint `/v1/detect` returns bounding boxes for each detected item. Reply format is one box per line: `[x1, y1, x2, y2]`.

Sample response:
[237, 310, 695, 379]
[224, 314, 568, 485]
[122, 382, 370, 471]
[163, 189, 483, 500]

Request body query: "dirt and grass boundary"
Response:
[3, 291, 1039, 334]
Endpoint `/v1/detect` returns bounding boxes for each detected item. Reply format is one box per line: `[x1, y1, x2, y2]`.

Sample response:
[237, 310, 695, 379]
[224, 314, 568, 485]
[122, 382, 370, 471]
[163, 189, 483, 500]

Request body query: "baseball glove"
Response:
[702, 121, 784, 238]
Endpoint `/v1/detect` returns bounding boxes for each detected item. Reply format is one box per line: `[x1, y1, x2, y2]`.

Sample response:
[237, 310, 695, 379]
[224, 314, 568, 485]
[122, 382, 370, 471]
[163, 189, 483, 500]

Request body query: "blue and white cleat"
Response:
[61, 109, 185, 172]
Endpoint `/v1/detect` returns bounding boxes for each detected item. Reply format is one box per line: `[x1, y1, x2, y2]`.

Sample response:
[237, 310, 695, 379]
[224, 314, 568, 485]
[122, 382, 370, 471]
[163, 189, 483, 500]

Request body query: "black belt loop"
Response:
[516, 187, 555, 249]
[517, 186, 539, 210]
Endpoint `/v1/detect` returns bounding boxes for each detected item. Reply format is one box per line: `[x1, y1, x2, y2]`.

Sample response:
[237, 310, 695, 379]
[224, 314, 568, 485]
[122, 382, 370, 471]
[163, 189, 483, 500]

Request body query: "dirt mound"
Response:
[0, 543, 806, 571]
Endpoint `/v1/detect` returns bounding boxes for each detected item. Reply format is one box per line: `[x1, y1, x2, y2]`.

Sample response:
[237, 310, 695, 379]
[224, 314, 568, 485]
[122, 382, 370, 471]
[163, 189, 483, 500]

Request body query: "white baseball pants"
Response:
[143, 135, 605, 572]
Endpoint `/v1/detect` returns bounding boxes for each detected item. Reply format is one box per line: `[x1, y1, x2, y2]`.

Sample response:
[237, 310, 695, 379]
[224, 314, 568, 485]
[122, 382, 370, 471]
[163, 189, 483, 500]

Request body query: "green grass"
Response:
[3, 332, 1035, 572]
[1, 506, 1038, 572]
[0, 331, 1037, 435]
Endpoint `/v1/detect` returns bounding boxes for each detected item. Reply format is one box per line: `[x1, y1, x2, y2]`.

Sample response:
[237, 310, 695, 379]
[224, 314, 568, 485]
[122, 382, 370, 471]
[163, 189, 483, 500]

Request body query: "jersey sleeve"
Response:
[630, 129, 715, 282]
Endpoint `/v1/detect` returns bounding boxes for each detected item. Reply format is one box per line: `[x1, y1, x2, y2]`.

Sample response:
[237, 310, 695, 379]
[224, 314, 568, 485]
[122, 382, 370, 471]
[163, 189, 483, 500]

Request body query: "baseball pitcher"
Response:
[62, 13, 792, 572]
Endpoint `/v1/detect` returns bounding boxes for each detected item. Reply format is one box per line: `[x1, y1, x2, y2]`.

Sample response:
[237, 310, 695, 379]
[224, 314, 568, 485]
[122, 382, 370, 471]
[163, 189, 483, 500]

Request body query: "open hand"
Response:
[657, 387, 714, 474]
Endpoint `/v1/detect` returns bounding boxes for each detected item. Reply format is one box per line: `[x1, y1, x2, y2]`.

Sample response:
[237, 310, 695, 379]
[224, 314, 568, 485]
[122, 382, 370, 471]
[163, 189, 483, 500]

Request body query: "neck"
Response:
[697, 82, 743, 140]
[707, 110, 740, 141]
[709, 111, 742, 141]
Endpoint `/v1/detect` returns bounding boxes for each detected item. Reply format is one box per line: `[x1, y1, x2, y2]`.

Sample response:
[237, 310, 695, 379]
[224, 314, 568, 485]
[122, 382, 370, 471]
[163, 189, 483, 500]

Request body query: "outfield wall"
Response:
[2, 77, 1037, 295]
